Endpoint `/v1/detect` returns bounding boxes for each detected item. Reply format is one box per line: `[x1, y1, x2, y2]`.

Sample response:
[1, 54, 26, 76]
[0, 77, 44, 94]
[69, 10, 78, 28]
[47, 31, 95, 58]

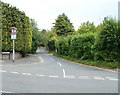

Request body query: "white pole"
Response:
[13, 39, 15, 62]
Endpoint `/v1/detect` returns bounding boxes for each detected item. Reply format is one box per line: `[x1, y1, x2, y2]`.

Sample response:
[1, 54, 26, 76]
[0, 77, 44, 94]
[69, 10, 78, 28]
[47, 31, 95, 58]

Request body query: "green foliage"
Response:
[54, 53, 118, 69]
[46, 39, 56, 51]
[53, 13, 74, 36]
[1, 1, 32, 56]
[77, 21, 96, 34]
[39, 29, 48, 47]
[45, 31, 57, 51]
[54, 17, 120, 63]
[45, 16, 119, 64]
[92, 17, 120, 62]
[70, 33, 95, 60]
[30, 19, 40, 54]
[55, 37, 69, 55]
[55, 33, 95, 60]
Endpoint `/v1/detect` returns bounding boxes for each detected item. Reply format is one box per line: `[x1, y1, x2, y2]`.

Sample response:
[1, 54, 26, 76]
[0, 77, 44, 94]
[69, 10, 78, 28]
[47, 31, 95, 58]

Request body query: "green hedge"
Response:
[92, 18, 120, 62]
[70, 33, 95, 60]
[54, 33, 95, 60]
[55, 37, 69, 55]
[1, 1, 32, 55]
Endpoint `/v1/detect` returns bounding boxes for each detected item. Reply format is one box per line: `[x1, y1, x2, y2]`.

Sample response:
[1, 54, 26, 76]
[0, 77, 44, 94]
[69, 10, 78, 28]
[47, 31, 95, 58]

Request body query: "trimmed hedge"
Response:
[70, 33, 95, 60]
[1, 1, 32, 55]
[55, 33, 95, 60]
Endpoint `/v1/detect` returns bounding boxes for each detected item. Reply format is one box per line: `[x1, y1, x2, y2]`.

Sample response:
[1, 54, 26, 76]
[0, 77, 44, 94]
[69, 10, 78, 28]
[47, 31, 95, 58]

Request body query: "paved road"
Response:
[0, 48, 118, 93]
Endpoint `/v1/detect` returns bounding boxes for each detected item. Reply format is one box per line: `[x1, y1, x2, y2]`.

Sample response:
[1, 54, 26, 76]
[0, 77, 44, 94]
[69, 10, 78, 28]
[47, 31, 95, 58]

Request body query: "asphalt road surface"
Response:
[0, 48, 118, 93]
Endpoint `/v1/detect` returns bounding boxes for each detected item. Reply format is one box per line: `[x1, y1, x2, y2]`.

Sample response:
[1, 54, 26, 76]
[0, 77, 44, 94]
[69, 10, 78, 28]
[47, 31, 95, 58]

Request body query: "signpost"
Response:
[11, 27, 17, 62]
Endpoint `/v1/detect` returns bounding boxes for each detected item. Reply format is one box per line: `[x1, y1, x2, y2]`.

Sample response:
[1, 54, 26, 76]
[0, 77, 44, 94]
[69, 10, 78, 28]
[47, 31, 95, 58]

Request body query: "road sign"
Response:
[11, 27, 17, 34]
[11, 34, 16, 39]
[11, 27, 17, 40]
[11, 27, 17, 62]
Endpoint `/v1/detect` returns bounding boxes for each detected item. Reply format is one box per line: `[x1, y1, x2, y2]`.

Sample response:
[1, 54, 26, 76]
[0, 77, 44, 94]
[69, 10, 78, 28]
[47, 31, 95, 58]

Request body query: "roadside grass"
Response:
[53, 52, 118, 70]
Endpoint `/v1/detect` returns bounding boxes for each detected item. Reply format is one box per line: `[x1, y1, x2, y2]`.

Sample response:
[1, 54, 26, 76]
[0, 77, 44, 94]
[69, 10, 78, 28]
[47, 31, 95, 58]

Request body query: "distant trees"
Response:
[30, 19, 40, 53]
[53, 13, 74, 36]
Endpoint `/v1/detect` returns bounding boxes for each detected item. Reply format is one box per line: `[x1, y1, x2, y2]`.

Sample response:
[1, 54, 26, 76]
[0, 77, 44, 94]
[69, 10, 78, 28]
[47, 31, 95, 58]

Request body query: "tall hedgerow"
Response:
[69, 33, 95, 60]
[1, 1, 32, 55]
[92, 17, 120, 62]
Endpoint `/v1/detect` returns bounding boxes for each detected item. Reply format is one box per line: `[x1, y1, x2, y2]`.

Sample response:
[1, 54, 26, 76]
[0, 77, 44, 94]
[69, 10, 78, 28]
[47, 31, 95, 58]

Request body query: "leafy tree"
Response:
[77, 21, 96, 34]
[39, 29, 48, 46]
[30, 19, 40, 53]
[53, 13, 74, 36]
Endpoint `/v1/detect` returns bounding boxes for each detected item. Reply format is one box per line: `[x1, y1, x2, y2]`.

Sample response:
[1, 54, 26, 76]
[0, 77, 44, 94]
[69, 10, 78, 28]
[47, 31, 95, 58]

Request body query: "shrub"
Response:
[92, 18, 120, 62]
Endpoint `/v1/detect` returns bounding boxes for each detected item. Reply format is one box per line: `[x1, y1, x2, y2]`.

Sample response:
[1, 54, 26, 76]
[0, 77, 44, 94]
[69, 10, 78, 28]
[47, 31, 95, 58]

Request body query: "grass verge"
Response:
[53, 52, 119, 70]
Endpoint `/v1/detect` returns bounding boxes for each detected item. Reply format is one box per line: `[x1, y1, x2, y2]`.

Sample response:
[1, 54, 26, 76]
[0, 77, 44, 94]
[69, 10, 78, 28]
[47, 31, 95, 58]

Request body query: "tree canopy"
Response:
[53, 13, 74, 36]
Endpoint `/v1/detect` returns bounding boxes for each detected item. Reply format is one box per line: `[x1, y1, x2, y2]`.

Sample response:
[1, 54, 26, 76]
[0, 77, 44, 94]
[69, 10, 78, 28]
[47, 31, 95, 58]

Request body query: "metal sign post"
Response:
[11, 27, 17, 62]
[13, 39, 15, 62]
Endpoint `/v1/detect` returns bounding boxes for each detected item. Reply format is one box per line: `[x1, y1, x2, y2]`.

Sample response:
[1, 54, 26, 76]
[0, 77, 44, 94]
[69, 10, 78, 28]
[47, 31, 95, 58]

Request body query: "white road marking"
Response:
[49, 75, 59, 78]
[109, 78, 118, 81]
[0, 70, 7, 72]
[22, 73, 31, 76]
[11, 72, 18, 74]
[94, 76, 104, 80]
[64, 75, 75, 79]
[0, 91, 13, 93]
[79, 76, 90, 79]
[106, 77, 118, 81]
[35, 74, 45, 77]
[62, 69, 66, 78]
[57, 62, 62, 66]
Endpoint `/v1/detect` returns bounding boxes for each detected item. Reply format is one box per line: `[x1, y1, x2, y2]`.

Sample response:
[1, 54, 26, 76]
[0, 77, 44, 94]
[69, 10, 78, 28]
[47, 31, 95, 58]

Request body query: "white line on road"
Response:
[64, 75, 75, 79]
[35, 74, 45, 77]
[94, 76, 105, 80]
[79, 76, 90, 79]
[11, 72, 19, 74]
[0, 91, 13, 93]
[57, 62, 62, 66]
[62, 69, 66, 78]
[106, 77, 118, 81]
[109, 78, 118, 81]
[22, 73, 31, 76]
[0, 70, 7, 72]
[49, 75, 59, 78]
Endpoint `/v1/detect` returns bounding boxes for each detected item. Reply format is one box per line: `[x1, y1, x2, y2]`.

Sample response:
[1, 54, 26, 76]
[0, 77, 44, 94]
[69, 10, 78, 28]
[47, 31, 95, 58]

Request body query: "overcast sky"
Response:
[2, 0, 119, 30]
